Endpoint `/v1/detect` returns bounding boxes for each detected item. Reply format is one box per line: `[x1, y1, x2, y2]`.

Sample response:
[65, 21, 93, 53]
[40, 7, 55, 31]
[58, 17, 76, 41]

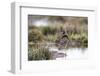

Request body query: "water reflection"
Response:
[49, 47, 88, 60]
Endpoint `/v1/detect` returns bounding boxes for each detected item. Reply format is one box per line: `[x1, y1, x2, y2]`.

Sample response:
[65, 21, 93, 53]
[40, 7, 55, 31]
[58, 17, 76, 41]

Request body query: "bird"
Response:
[55, 29, 69, 50]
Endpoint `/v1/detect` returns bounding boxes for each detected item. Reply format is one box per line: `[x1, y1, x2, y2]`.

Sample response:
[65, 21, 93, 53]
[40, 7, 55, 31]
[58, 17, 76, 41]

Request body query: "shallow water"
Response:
[49, 47, 88, 60]
[66, 48, 88, 59]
